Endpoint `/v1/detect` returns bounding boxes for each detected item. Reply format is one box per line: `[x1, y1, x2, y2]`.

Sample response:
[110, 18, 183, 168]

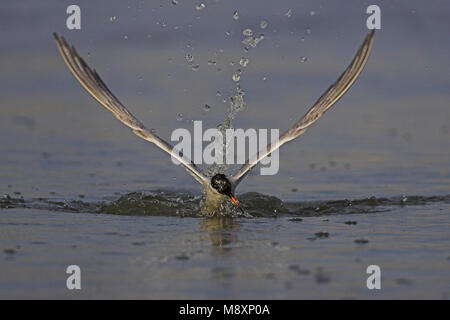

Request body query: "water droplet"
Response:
[310, 10, 315, 16]
[185, 53, 194, 63]
[171, 0, 179, 5]
[150, 128, 156, 134]
[242, 36, 252, 45]
[109, 16, 117, 22]
[299, 56, 307, 63]
[239, 57, 249, 67]
[242, 33, 264, 48]
[285, 9, 292, 18]
[242, 28, 253, 37]
[232, 69, 241, 82]
[260, 20, 268, 29]
[233, 11, 239, 20]
[176, 113, 183, 121]
[203, 104, 211, 111]
[255, 33, 264, 44]
[207, 60, 216, 66]
[191, 64, 200, 71]
[300, 36, 305, 42]
[196, 2, 206, 11]
[262, 76, 267, 81]
[216, 91, 222, 96]
[123, 35, 128, 40]
[306, 28, 311, 34]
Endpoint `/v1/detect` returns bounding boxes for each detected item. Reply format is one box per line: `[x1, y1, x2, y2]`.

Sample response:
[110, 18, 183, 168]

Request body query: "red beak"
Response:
[229, 195, 244, 213]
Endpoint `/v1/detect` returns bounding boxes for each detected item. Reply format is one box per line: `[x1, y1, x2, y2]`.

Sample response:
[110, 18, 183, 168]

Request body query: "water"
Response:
[2, 197, 449, 299]
[4, 192, 450, 218]
[1, 0, 449, 299]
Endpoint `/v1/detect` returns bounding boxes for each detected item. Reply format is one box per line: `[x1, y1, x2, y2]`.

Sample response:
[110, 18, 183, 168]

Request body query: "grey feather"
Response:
[53, 33, 207, 184]
[232, 30, 375, 186]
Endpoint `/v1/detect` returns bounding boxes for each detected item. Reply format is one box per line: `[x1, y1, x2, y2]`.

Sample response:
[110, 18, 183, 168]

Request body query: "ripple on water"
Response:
[2, 192, 450, 218]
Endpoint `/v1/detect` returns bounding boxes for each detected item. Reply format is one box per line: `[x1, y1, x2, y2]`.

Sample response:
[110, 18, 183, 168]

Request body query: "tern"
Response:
[53, 30, 374, 215]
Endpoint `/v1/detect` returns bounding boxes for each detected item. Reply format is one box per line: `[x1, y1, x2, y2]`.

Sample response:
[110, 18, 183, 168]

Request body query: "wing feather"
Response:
[53, 33, 207, 184]
[232, 30, 375, 185]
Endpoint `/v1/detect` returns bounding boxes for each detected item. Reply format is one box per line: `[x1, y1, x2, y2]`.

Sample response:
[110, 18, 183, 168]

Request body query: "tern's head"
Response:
[210, 174, 244, 213]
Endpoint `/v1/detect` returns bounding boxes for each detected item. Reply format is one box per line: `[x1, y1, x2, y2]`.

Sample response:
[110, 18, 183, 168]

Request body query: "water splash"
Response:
[204, 18, 265, 176]
[204, 86, 247, 177]
[242, 29, 253, 37]
[232, 69, 241, 82]
[196, 3, 206, 11]
[242, 33, 264, 48]
[185, 53, 194, 64]
[3, 192, 449, 218]
[260, 20, 268, 29]
[239, 57, 249, 67]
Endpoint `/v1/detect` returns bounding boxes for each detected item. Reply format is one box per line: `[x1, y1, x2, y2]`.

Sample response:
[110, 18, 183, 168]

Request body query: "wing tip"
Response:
[53, 32, 61, 46]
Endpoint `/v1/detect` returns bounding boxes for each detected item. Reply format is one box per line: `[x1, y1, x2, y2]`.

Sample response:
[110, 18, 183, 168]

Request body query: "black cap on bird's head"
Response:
[211, 174, 244, 213]
[211, 174, 232, 195]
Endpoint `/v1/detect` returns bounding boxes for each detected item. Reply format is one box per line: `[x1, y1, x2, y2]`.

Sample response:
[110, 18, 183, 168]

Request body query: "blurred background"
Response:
[1, 0, 449, 202]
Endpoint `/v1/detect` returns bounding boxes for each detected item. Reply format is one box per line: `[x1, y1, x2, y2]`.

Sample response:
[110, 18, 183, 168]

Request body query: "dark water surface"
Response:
[1, 198, 450, 299]
[1, 0, 449, 298]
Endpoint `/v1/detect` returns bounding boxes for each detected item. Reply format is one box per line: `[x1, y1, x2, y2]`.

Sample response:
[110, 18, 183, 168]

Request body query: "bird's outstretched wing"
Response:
[232, 30, 375, 186]
[53, 33, 207, 184]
